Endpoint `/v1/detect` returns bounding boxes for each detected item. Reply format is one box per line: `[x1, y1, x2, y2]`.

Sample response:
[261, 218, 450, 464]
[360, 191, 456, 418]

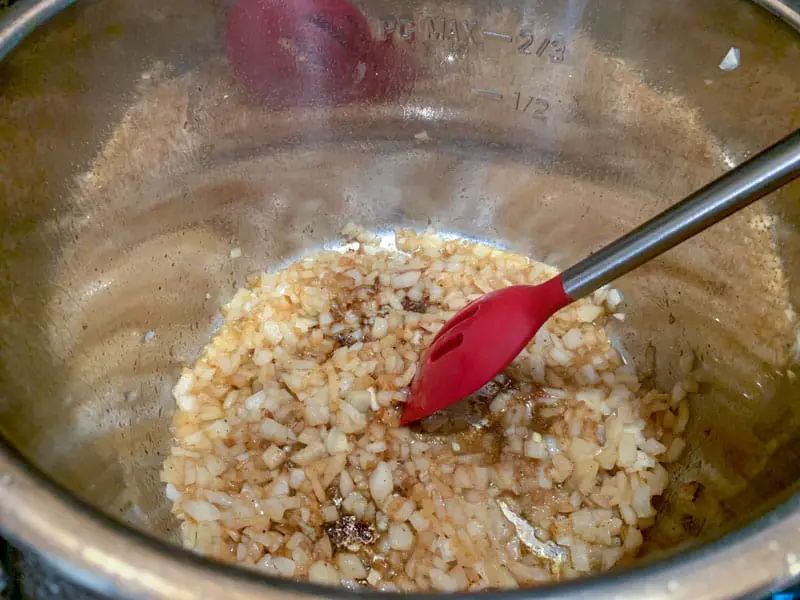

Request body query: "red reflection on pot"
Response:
[225, 0, 415, 105]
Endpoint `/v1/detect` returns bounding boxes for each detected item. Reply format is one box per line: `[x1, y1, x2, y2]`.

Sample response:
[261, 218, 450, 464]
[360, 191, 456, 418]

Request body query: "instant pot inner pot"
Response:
[1, 0, 800, 585]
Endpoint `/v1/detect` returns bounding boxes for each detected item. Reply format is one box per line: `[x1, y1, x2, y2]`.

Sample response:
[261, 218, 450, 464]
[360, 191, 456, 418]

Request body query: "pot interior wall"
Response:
[1, 0, 800, 566]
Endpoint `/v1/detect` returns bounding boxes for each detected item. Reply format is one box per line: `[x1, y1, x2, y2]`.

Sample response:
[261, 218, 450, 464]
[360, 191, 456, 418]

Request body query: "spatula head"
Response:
[401, 276, 569, 425]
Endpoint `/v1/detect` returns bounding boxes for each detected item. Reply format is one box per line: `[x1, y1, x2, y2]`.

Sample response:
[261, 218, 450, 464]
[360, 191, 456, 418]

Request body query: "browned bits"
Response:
[678, 480, 705, 503]
[335, 332, 357, 347]
[324, 515, 376, 551]
[681, 513, 705, 535]
[401, 296, 428, 313]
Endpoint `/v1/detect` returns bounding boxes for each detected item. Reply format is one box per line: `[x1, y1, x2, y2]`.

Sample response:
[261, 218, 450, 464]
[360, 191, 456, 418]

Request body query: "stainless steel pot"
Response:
[1, 0, 799, 598]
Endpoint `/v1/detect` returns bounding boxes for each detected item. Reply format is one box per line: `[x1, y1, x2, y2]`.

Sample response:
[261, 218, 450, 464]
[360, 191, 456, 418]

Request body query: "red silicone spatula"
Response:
[401, 128, 800, 425]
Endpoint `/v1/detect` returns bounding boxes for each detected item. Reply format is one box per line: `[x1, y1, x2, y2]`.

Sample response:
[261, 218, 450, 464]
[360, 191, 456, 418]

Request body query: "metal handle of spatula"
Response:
[561, 128, 800, 300]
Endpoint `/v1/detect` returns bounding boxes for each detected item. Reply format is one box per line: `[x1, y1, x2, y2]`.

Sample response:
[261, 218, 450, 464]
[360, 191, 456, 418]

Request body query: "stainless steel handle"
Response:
[561, 128, 800, 300]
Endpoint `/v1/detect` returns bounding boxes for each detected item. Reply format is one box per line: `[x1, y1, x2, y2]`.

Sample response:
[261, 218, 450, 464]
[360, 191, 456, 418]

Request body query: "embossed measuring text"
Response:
[375, 16, 567, 61]
[512, 31, 565, 62]
[471, 89, 551, 120]
[512, 92, 550, 118]
[378, 17, 479, 43]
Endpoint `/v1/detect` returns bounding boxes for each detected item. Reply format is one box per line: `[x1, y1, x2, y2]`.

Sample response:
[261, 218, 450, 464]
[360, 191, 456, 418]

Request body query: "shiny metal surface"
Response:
[562, 128, 800, 299]
[0, 0, 799, 598]
[2, 442, 798, 600]
[0, 0, 73, 61]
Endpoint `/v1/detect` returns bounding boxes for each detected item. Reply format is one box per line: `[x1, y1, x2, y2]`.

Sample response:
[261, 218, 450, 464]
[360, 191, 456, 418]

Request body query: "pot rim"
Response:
[2, 427, 800, 600]
[1, 0, 799, 598]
